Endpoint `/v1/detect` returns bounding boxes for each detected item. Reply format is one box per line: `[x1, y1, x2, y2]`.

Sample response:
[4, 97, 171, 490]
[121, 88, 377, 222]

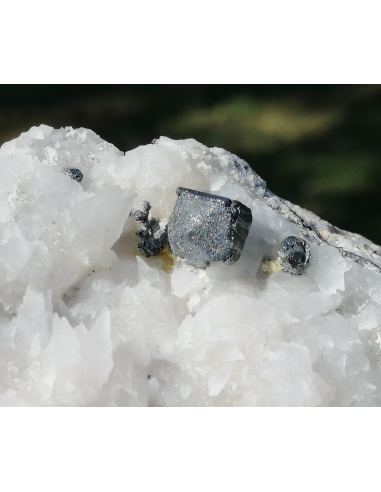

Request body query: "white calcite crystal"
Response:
[1, 124, 381, 406]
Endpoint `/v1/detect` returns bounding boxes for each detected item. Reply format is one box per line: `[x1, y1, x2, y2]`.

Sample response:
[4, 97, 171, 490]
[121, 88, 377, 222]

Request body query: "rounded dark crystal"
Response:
[277, 236, 312, 275]
[63, 168, 83, 182]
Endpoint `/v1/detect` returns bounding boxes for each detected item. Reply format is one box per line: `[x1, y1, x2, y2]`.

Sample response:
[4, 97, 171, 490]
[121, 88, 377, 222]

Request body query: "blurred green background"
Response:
[1, 85, 381, 244]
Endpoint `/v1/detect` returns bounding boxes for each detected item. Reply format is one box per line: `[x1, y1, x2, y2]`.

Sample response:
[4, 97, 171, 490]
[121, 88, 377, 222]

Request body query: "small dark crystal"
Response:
[278, 236, 312, 275]
[63, 168, 83, 182]
[131, 201, 167, 257]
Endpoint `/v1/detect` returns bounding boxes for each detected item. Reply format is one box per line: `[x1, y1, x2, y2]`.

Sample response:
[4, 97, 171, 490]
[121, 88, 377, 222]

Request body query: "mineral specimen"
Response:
[63, 168, 83, 182]
[167, 187, 252, 269]
[1, 125, 381, 407]
[278, 236, 312, 275]
[132, 201, 167, 257]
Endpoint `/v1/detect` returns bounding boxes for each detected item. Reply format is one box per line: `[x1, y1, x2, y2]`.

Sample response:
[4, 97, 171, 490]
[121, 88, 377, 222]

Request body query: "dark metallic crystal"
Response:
[278, 236, 312, 275]
[167, 187, 252, 269]
[131, 201, 167, 257]
[63, 168, 83, 182]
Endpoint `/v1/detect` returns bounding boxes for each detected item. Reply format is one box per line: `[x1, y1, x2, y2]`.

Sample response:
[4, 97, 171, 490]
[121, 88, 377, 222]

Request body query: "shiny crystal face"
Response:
[167, 187, 252, 269]
[278, 236, 312, 275]
[63, 168, 83, 182]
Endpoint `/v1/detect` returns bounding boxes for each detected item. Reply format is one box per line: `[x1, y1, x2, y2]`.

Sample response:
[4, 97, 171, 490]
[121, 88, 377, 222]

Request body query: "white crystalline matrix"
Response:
[1, 124, 381, 406]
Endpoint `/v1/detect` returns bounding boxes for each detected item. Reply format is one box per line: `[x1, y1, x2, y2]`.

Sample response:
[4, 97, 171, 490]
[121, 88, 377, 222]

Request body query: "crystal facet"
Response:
[278, 236, 312, 275]
[167, 187, 252, 269]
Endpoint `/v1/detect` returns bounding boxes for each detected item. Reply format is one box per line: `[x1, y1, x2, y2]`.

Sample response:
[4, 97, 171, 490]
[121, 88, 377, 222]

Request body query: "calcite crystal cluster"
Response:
[1, 125, 381, 406]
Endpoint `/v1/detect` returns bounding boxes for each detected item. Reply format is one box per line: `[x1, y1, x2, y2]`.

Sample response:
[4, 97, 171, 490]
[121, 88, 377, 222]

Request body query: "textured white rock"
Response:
[1, 124, 381, 406]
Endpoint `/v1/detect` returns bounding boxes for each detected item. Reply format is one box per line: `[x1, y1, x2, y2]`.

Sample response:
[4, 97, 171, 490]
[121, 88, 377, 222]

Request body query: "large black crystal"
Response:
[167, 187, 252, 269]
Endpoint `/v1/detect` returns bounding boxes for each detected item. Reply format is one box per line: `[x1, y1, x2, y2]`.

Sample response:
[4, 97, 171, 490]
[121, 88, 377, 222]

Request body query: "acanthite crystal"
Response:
[167, 187, 252, 269]
[63, 168, 83, 182]
[278, 236, 312, 275]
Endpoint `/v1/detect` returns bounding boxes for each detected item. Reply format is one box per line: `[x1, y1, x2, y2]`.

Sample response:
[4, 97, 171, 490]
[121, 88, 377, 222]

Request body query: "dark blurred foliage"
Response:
[1, 85, 381, 243]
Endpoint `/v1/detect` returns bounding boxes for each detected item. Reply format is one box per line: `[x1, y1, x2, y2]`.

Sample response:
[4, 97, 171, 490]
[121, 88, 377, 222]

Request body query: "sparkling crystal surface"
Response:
[167, 187, 252, 269]
[278, 236, 312, 275]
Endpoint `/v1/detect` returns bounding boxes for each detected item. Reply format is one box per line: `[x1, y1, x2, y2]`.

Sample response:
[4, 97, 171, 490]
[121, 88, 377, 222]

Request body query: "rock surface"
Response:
[1, 125, 381, 406]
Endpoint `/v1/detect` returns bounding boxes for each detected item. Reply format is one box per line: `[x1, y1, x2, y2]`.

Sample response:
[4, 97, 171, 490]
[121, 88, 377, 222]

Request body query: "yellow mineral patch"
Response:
[157, 246, 174, 273]
[259, 258, 283, 276]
